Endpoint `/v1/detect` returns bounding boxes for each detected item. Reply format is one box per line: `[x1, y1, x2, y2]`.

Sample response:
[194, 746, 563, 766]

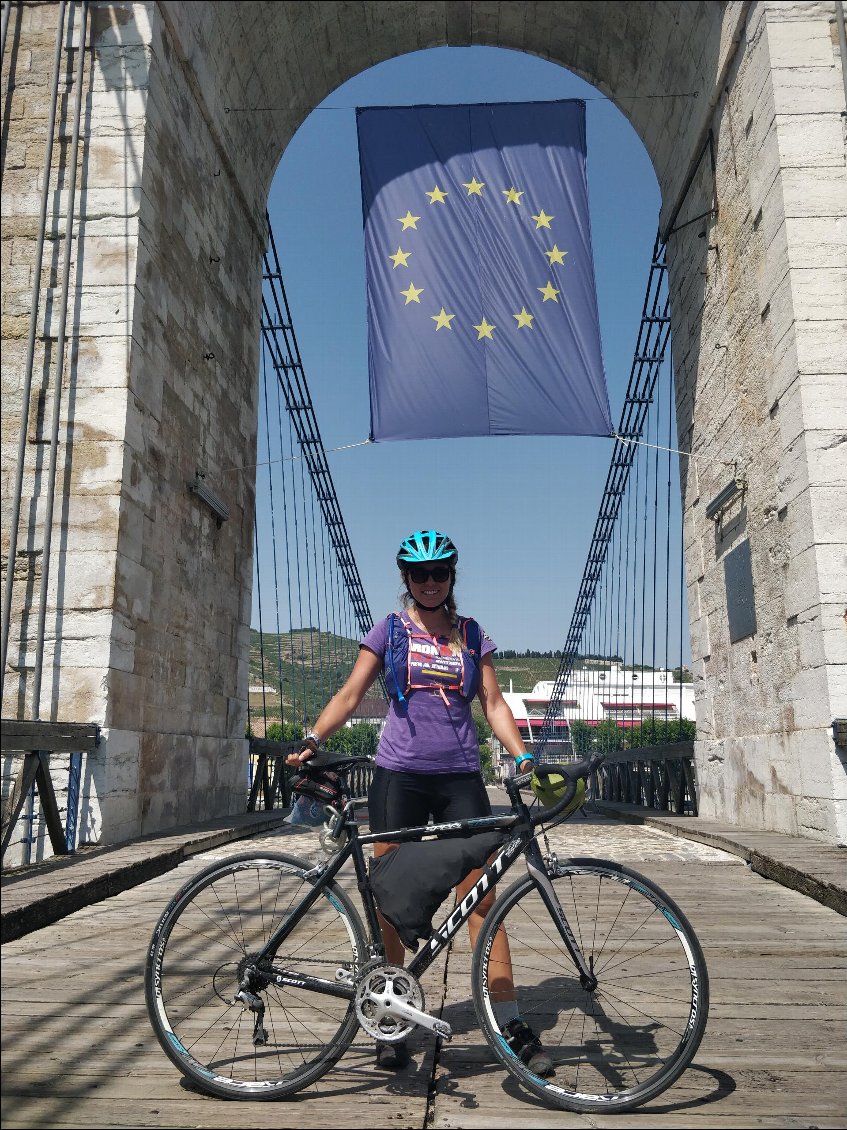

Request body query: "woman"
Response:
[288, 529, 551, 1073]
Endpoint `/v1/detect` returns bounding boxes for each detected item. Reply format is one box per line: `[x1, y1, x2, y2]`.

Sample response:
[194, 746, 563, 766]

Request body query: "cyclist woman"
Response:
[288, 529, 551, 1073]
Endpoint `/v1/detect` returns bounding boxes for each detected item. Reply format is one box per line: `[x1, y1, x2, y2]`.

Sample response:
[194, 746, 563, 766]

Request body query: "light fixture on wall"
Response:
[188, 474, 229, 527]
[706, 474, 746, 522]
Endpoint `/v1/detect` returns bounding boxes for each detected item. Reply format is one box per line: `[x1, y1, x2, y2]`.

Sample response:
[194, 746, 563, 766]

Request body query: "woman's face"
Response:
[404, 563, 454, 608]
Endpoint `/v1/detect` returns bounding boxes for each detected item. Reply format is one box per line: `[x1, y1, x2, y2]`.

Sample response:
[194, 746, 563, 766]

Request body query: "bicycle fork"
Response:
[526, 854, 598, 991]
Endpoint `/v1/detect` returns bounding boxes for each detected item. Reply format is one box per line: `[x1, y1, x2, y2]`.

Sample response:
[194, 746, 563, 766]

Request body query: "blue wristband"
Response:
[515, 753, 533, 768]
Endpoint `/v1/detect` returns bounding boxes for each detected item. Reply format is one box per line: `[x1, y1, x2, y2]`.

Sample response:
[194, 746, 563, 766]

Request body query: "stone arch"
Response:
[2, 2, 844, 848]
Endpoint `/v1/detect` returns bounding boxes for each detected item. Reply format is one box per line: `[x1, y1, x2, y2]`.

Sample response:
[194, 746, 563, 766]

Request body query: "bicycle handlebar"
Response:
[512, 753, 605, 826]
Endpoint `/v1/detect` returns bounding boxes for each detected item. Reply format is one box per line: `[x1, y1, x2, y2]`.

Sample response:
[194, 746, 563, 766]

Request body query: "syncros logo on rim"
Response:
[429, 838, 522, 952]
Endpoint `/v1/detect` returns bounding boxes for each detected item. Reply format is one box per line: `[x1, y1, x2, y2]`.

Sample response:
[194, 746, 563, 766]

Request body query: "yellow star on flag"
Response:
[425, 186, 448, 204]
[389, 247, 411, 268]
[513, 307, 535, 328]
[532, 209, 553, 229]
[473, 317, 496, 340]
[463, 177, 485, 196]
[431, 307, 456, 330]
[398, 211, 420, 230]
[538, 281, 560, 302]
[401, 282, 424, 304]
[502, 187, 524, 204]
[545, 245, 568, 265]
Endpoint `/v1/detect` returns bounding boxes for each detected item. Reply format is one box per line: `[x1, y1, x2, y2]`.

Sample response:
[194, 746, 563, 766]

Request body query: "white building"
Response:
[495, 663, 695, 776]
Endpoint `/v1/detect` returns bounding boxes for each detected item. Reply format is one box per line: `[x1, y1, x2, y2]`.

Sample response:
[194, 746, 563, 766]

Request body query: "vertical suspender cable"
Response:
[309, 490, 326, 712]
[280, 397, 296, 730]
[1, 1, 67, 691]
[655, 357, 668, 736]
[319, 515, 333, 693]
[291, 417, 307, 727]
[270, 384, 286, 720]
[298, 443, 313, 723]
[31, 1, 89, 718]
[270, 343, 288, 724]
[254, 518, 268, 731]
[260, 343, 283, 722]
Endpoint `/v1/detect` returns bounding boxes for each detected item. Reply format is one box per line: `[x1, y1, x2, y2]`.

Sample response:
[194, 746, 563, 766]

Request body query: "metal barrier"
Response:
[247, 738, 376, 812]
[1, 721, 100, 865]
[590, 741, 697, 815]
[247, 738, 298, 811]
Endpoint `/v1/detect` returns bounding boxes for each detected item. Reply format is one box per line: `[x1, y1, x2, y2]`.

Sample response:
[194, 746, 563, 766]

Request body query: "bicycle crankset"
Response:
[354, 962, 452, 1042]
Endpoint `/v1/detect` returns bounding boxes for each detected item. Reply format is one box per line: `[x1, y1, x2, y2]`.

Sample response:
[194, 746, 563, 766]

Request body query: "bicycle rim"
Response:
[472, 858, 709, 1112]
[145, 852, 367, 1099]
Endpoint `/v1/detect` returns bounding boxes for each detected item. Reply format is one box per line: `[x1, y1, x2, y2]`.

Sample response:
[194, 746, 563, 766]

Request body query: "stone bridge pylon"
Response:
[1, 1, 845, 860]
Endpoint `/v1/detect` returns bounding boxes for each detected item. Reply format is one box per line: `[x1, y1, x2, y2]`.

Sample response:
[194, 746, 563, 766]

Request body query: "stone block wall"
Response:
[1, 1, 151, 862]
[1, 2, 258, 862]
[668, 1, 846, 841]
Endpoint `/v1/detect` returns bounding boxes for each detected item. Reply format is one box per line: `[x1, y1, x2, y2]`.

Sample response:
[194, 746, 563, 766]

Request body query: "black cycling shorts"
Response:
[367, 765, 492, 835]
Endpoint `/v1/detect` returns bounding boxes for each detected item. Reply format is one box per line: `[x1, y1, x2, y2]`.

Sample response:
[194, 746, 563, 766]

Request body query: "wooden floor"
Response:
[2, 815, 846, 1129]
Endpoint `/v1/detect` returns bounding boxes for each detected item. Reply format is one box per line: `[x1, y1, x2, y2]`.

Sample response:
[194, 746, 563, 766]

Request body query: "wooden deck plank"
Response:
[2, 816, 846, 1128]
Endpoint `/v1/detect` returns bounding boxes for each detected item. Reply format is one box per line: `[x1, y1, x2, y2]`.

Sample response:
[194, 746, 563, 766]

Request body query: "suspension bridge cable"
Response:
[271, 338, 290, 725]
[261, 344, 286, 717]
[280, 389, 297, 732]
[651, 358, 662, 730]
[309, 486, 326, 713]
[537, 230, 677, 755]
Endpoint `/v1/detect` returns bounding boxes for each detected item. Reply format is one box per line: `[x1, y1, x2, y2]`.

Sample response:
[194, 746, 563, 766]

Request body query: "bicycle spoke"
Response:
[472, 860, 708, 1113]
[147, 853, 366, 1098]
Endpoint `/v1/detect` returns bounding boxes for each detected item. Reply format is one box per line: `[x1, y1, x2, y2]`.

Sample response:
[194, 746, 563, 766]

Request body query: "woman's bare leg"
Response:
[456, 866, 515, 1007]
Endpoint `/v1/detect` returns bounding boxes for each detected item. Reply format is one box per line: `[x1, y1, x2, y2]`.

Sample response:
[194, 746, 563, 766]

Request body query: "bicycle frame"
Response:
[251, 786, 597, 1002]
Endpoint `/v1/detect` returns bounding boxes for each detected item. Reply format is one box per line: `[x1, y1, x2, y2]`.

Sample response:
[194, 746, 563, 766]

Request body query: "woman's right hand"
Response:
[286, 735, 320, 768]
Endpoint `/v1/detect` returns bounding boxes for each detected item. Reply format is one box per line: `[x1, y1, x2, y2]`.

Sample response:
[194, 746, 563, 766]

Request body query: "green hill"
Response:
[248, 628, 567, 724]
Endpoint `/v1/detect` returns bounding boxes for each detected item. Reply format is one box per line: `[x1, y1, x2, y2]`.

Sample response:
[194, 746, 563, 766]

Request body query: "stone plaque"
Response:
[724, 538, 757, 643]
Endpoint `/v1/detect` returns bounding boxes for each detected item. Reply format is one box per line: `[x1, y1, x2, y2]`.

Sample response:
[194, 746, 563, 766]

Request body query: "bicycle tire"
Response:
[472, 857, 709, 1113]
[145, 851, 368, 1099]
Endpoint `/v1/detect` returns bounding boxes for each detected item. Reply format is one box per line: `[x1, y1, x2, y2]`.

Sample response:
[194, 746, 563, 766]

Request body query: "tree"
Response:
[325, 723, 379, 758]
[629, 717, 695, 746]
[570, 718, 627, 754]
[474, 717, 495, 784]
[264, 720, 305, 743]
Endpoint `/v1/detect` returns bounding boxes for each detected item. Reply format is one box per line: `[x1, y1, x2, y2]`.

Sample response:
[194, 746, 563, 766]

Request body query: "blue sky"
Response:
[259, 46, 684, 654]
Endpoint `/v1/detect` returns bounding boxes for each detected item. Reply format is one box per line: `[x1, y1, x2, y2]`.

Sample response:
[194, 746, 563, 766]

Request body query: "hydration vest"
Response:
[383, 612, 483, 710]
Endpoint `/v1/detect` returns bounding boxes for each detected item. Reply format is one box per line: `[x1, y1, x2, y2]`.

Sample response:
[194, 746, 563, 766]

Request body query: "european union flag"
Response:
[357, 101, 613, 442]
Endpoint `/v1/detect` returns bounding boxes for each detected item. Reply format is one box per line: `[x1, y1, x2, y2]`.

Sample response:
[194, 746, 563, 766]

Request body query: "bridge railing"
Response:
[1, 721, 100, 867]
[589, 740, 697, 816]
[247, 737, 376, 813]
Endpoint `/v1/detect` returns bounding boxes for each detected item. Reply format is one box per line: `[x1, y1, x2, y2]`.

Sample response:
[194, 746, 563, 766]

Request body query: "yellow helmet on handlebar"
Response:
[530, 771, 587, 819]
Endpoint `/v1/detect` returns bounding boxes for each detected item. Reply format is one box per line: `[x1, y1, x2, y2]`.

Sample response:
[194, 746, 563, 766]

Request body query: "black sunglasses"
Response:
[407, 565, 452, 584]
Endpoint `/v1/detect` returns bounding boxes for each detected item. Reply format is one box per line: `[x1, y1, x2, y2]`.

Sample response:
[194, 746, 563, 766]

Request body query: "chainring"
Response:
[354, 961, 424, 1042]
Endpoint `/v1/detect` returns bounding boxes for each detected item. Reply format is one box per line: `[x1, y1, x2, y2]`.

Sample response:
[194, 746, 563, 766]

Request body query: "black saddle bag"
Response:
[369, 831, 505, 951]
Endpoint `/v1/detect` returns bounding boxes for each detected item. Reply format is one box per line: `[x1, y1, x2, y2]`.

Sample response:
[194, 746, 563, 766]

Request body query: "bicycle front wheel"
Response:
[145, 852, 367, 1099]
[472, 858, 709, 1113]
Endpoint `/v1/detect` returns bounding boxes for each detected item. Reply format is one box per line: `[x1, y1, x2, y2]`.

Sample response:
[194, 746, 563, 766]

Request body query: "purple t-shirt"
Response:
[361, 614, 496, 773]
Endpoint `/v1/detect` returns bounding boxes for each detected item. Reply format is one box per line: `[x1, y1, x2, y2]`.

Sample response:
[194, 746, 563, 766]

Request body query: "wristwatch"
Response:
[303, 730, 323, 750]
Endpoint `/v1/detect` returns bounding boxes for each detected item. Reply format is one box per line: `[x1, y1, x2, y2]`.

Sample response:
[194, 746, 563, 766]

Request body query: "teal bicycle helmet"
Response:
[396, 529, 458, 567]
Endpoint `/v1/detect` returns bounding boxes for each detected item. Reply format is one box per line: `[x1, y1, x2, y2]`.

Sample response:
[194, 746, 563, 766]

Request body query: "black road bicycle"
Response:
[145, 755, 709, 1113]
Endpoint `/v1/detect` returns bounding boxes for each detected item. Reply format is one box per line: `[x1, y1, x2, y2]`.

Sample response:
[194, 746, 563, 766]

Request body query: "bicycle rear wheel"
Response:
[472, 858, 709, 1113]
[145, 852, 367, 1099]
